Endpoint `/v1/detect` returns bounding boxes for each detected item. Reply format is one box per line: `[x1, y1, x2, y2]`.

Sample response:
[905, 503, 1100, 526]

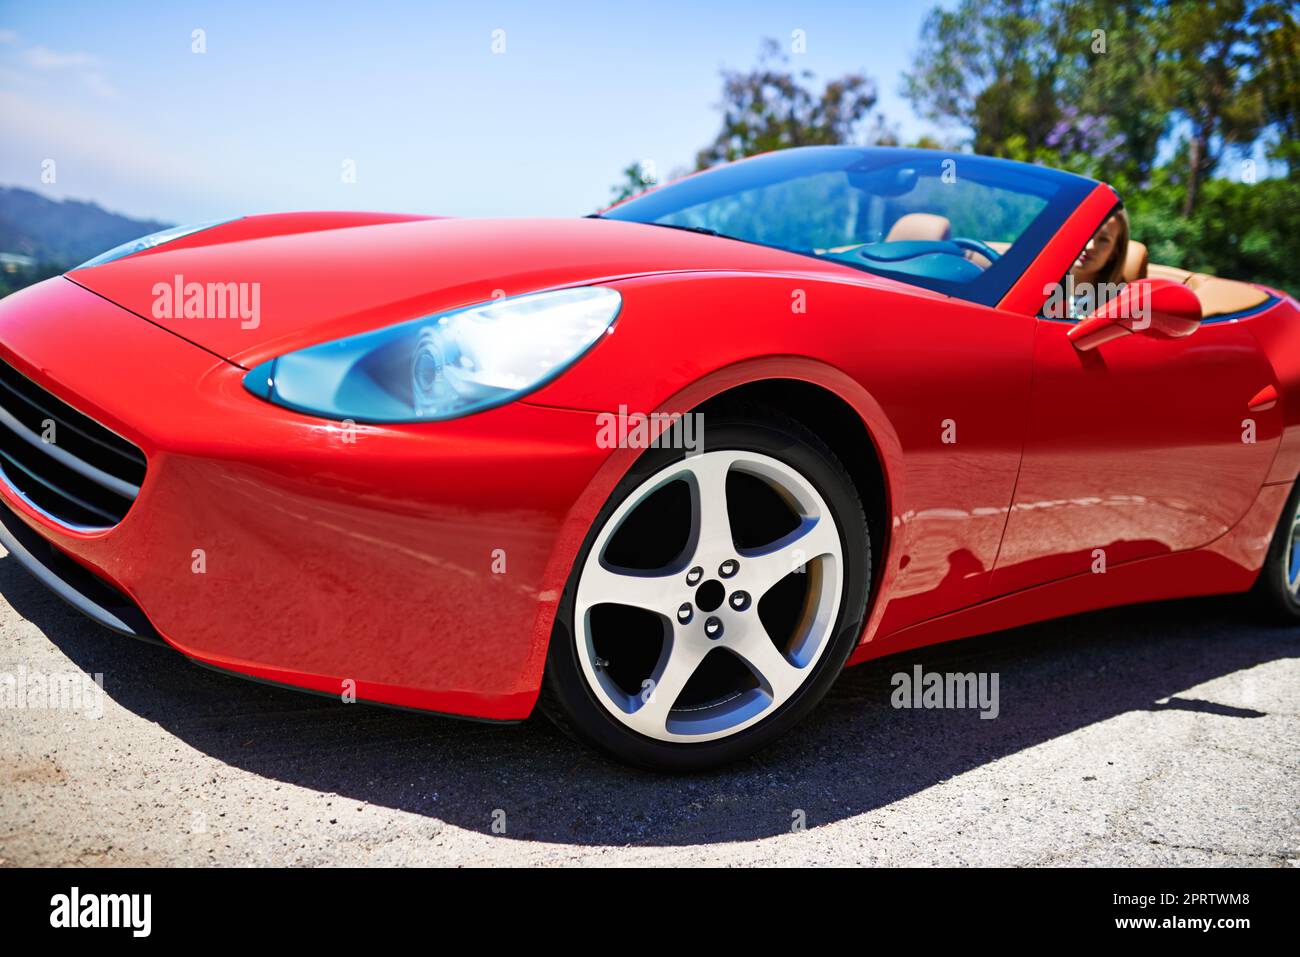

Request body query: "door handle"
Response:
[1248, 384, 1278, 412]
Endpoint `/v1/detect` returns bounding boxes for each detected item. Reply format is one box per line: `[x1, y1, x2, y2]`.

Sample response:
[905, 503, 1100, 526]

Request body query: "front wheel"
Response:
[541, 409, 871, 771]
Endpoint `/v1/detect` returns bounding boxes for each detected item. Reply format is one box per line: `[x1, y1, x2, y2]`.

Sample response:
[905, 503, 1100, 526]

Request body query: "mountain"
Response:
[0, 186, 172, 267]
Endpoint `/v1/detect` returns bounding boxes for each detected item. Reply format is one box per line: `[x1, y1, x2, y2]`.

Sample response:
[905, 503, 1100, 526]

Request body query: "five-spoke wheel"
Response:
[542, 409, 871, 770]
[575, 449, 843, 742]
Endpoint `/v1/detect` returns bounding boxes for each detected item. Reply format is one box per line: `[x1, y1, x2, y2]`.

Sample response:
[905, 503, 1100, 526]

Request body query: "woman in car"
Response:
[1069, 209, 1130, 316]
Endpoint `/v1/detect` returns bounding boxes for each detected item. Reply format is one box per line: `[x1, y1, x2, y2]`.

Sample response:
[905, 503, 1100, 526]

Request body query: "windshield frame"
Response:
[600, 147, 1098, 307]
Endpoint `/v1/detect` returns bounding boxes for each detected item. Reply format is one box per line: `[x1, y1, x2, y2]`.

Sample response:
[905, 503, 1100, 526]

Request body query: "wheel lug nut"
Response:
[719, 559, 739, 578]
[676, 603, 693, 624]
[729, 590, 751, 611]
[704, 616, 723, 639]
[686, 565, 703, 585]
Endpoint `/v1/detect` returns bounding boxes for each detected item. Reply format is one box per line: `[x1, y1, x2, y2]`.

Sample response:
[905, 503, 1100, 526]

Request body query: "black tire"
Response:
[540, 406, 871, 771]
[1249, 478, 1300, 623]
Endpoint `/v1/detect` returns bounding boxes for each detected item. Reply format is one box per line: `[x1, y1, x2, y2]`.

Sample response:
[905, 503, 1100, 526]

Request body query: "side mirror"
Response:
[1068, 278, 1202, 352]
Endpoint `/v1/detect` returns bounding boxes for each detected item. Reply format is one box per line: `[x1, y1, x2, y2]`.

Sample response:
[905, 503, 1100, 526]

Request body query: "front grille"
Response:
[0, 359, 146, 529]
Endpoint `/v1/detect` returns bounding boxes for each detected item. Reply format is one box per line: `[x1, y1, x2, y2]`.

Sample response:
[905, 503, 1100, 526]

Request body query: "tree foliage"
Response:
[1250, 0, 1300, 170]
[1154, 0, 1268, 214]
[609, 162, 654, 204]
[694, 39, 892, 169]
[904, 0, 1290, 208]
[1127, 170, 1300, 288]
[904, 0, 1077, 159]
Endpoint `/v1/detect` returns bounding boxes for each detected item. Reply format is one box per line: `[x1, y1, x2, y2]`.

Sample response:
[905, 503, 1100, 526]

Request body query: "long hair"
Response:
[1095, 208, 1131, 287]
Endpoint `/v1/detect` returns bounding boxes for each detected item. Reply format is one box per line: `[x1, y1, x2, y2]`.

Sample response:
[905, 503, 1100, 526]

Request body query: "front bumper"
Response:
[0, 278, 614, 720]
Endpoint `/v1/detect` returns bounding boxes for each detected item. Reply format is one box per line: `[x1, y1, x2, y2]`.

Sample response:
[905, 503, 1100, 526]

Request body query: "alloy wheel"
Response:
[573, 449, 844, 743]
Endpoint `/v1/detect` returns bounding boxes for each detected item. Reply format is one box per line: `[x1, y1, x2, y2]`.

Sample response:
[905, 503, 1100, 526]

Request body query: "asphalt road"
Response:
[1, 546, 1296, 867]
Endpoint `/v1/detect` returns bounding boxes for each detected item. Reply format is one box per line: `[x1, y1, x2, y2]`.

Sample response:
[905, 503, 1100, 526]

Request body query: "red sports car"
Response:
[1, 147, 1297, 770]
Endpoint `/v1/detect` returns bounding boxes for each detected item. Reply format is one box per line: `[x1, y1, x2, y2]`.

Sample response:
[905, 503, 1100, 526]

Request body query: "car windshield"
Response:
[601, 147, 1097, 307]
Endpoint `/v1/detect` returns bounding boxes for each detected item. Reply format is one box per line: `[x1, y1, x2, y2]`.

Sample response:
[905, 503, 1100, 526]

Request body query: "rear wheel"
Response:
[541, 410, 870, 770]
[1250, 478, 1300, 622]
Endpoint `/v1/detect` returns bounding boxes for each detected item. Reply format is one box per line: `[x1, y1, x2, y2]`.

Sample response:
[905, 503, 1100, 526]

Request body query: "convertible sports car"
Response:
[1, 146, 1297, 769]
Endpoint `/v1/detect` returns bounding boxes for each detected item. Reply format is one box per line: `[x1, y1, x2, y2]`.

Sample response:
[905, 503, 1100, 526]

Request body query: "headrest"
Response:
[886, 213, 951, 243]
[1122, 241, 1149, 282]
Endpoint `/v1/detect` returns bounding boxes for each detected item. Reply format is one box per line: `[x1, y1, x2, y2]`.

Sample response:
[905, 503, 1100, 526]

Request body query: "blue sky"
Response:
[0, 1, 954, 224]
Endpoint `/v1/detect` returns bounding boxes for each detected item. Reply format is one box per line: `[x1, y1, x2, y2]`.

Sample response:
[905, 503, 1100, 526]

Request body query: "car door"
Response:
[860, 296, 1037, 637]
[991, 315, 1283, 594]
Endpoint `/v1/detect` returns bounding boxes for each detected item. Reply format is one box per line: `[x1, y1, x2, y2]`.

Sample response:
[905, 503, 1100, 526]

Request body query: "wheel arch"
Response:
[523, 357, 905, 712]
[692, 378, 890, 603]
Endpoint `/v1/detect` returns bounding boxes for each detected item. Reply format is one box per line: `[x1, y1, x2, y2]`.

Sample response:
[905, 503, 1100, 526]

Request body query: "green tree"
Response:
[694, 38, 889, 169]
[1248, 0, 1300, 173]
[1063, 0, 1168, 185]
[903, 0, 1074, 158]
[1126, 165, 1299, 292]
[609, 162, 655, 204]
[904, 0, 1169, 183]
[1155, 0, 1266, 215]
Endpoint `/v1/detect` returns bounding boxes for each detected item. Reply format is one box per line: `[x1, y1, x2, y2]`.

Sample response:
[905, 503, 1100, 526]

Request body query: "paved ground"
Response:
[0, 547, 1296, 867]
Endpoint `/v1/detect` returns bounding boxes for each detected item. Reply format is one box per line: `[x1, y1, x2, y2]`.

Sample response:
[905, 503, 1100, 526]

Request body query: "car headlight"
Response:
[243, 286, 622, 422]
[75, 219, 234, 269]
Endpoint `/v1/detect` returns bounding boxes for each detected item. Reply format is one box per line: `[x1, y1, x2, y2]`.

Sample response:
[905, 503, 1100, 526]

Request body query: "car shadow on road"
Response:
[3, 553, 1296, 847]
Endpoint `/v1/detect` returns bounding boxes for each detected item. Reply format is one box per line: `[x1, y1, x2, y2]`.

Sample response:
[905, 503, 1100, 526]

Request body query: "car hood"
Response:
[66, 212, 878, 368]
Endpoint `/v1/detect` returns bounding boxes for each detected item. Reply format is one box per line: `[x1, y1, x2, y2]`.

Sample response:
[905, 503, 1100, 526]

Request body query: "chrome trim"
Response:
[0, 446, 118, 526]
[0, 402, 140, 500]
[0, 373, 144, 467]
[0, 503, 138, 633]
[0, 466, 112, 533]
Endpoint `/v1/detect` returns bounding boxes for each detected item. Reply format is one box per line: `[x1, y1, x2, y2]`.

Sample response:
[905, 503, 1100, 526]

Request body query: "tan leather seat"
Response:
[1122, 241, 1148, 282]
[1147, 263, 1195, 284]
[1146, 259, 1270, 317]
[886, 213, 951, 243]
[818, 212, 953, 255]
[1186, 275, 1269, 317]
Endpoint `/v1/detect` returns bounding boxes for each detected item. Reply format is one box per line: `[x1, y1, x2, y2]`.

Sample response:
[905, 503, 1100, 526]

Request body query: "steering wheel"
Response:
[950, 237, 1002, 263]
